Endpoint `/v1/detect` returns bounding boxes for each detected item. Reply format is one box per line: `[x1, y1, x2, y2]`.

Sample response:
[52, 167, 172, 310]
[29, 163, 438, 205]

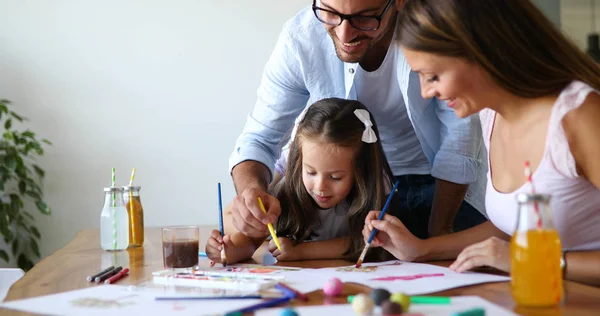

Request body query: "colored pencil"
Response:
[155, 295, 262, 301]
[224, 295, 292, 316]
[218, 182, 227, 267]
[104, 268, 130, 284]
[275, 282, 309, 301]
[355, 180, 400, 268]
[86, 266, 114, 282]
[95, 266, 122, 283]
[257, 197, 282, 251]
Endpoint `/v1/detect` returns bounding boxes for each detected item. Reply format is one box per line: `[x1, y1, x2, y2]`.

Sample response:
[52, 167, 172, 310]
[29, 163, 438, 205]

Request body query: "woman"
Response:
[363, 0, 600, 286]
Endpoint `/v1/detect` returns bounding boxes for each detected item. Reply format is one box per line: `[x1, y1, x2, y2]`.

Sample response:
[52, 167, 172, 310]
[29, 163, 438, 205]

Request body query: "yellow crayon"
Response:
[257, 197, 282, 251]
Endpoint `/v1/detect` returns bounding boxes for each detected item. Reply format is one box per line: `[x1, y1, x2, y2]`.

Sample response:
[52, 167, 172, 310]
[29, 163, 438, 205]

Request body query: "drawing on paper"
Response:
[335, 266, 379, 273]
[69, 294, 138, 309]
[370, 273, 445, 281]
[335, 261, 402, 272]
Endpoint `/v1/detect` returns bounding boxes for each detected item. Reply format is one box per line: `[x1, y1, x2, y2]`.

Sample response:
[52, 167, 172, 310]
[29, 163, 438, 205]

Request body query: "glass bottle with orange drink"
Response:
[123, 185, 144, 247]
[511, 193, 563, 307]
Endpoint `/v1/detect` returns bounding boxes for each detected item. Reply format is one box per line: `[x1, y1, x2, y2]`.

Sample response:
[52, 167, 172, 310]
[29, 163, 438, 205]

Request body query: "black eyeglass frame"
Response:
[311, 0, 395, 31]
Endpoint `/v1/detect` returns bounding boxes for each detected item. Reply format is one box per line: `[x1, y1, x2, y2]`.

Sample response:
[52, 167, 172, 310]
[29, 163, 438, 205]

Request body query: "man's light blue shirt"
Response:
[229, 7, 487, 214]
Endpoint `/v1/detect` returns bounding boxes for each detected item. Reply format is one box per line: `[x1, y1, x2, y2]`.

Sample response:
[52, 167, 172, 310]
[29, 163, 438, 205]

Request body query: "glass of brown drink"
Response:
[161, 226, 199, 269]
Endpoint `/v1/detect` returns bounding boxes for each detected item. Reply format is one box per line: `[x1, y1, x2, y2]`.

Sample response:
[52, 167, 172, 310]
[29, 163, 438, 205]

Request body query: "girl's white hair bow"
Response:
[354, 109, 377, 143]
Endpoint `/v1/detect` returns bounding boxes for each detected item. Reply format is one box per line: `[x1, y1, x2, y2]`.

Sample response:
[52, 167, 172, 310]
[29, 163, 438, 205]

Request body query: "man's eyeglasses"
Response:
[312, 0, 395, 31]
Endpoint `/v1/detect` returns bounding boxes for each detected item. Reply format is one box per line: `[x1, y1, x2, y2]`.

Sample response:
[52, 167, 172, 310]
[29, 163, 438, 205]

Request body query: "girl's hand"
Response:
[363, 210, 424, 262]
[268, 237, 298, 261]
[205, 229, 231, 264]
[449, 237, 510, 273]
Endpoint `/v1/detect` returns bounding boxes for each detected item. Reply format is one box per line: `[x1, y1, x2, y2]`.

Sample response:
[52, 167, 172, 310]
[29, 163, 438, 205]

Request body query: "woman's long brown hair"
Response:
[272, 98, 394, 259]
[397, 0, 600, 97]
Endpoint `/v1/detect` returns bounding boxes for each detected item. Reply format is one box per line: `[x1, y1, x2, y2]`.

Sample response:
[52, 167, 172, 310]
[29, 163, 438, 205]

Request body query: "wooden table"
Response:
[4, 227, 600, 315]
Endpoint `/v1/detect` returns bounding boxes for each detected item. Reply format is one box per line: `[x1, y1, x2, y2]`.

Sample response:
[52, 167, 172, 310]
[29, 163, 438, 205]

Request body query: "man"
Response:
[227, 0, 487, 241]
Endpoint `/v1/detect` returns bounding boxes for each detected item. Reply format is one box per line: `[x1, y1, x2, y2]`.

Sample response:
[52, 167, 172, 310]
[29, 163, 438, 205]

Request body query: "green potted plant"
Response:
[0, 99, 52, 271]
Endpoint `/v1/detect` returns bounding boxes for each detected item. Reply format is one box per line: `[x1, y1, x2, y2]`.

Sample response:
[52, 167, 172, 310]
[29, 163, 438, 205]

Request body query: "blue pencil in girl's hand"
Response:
[218, 182, 227, 267]
[355, 179, 400, 268]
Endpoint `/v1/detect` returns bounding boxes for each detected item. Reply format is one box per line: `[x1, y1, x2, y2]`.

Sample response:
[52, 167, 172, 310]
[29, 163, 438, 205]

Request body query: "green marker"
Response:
[451, 307, 485, 316]
[410, 296, 451, 304]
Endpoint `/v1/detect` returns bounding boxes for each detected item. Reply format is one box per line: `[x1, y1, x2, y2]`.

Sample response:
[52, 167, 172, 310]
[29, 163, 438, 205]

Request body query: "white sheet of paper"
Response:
[0, 285, 262, 316]
[274, 261, 510, 295]
[256, 296, 518, 316]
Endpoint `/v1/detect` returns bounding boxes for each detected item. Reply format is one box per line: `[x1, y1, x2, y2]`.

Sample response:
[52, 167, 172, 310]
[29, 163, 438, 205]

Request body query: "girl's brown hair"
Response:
[397, 0, 600, 97]
[273, 98, 394, 259]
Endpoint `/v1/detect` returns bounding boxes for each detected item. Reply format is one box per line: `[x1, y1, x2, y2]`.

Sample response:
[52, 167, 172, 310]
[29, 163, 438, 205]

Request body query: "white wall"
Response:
[561, 0, 600, 49]
[0, 0, 306, 266]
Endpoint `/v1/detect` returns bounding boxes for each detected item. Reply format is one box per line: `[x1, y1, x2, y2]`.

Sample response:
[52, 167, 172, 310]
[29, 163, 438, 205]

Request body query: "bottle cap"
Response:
[104, 186, 124, 192]
[516, 193, 550, 203]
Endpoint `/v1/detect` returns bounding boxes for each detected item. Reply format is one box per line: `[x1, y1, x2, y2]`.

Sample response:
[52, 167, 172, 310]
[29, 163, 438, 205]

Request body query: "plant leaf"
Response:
[9, 111, 24, 122]
[0, 249, 8, 262]
[22, 130, 35, 138]
[5, 155, 17, 170]
[30, 239, 40, 257]
[42, 139, 52, 145]
[4, 118, 12, 130]
[32, 164, 45, 178]
[17, 254, 34, 271]
[11, 238, 19, 256]
[18, 180, 26, 194]
[0, 212, 14, 243]
[36, 201, 51, 215]
[22, 211, 34, 221]
[31, 226, 41, 239]
[3, 131, 14, 141]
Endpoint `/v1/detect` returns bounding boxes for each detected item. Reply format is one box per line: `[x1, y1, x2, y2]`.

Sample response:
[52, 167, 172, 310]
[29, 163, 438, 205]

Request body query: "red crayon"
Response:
[104, 268, 130, 284]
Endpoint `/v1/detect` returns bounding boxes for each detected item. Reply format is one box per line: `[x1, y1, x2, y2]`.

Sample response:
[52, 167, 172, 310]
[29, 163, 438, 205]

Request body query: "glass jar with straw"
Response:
[123, 185, 144, 247]
[100, 187, 129, 251]
[123, 168, 143, 247]
[510, 162, 563, 307]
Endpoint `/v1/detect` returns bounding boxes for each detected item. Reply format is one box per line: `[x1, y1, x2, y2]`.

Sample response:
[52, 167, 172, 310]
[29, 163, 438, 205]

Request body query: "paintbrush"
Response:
[355, 180, 400, 268]
[218, 182, 227, 267]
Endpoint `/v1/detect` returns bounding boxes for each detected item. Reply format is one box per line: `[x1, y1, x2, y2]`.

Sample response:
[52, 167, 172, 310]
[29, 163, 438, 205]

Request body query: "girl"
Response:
[363, 0, 600, 286]
[206, 98, 395, 263]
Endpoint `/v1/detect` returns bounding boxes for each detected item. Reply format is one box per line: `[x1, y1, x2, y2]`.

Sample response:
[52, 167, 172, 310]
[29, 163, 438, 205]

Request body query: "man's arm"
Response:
[227, 21, 310, 236]
[429, 98, 485, 236]
[232, 161, 271, 195]
[429, 179, 468, 236]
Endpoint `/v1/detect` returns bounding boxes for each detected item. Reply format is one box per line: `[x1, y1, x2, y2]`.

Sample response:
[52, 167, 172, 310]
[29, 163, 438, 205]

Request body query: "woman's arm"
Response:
[564, 251, 600, 287]
[420, 221, 509, 261]
[560, 92, 600, 286]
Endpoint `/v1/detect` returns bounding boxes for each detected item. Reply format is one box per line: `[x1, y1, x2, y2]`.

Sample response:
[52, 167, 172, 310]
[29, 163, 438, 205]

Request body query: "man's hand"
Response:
[230, 187, 281, 238]
[363, 211, 425, 262]
[449, 237, 510, 273]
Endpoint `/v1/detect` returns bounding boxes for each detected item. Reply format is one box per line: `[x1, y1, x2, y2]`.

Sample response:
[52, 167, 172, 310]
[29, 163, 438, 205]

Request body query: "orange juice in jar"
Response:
[511, 193, 563, 307]
[123, 185, 144, 247]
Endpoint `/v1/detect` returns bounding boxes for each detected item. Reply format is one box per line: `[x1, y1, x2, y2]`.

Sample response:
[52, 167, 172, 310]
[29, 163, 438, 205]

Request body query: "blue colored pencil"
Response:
[224, 295, 292, 316]
[355, 180, 400, 268]
[218, 182, 227, 267]
[155, 295, 262, 301]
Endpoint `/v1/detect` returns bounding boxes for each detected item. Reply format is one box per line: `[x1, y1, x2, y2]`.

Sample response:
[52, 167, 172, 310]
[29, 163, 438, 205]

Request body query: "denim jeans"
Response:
[387, 174, 487, 239]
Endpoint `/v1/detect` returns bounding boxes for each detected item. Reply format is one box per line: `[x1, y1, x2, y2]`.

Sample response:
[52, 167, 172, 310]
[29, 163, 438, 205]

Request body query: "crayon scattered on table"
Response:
[86, 266, 114, 282]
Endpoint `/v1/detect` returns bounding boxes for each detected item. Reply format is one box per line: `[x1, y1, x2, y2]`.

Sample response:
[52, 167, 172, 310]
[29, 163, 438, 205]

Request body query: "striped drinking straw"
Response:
[112, 167, 117, 250]
[524, 161, 542, 228]
[128, 168, 136, 242]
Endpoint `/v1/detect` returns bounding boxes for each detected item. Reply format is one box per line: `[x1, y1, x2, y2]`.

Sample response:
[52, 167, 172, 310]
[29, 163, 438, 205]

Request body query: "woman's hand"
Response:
[363, 211, 425, 262]
[268, 237, 299, 261]
[449, 237, 510, 272]
[205, 229, 230, 264]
